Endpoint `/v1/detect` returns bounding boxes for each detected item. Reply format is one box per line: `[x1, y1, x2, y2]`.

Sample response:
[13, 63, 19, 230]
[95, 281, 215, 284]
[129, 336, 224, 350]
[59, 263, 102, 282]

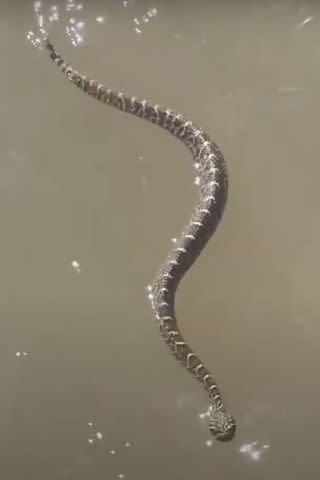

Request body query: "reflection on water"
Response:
[30, 0, 159, 46]
[32, 0, 86, 46]
[86, 420, 132, 479]
[71, 259, 81, 274]
[296, 15, 313, 29]
[239, 440, 270, 461]
[132, 7, 158, 35]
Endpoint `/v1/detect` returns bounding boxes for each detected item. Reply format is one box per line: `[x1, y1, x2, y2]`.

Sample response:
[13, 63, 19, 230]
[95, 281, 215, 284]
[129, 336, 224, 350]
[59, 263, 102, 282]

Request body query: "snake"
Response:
[43, 36, 236, 442]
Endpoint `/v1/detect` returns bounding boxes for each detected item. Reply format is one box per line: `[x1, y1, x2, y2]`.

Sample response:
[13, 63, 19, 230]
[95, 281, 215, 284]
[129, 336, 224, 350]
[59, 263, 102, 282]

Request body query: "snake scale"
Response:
[43, 36, 235, 441]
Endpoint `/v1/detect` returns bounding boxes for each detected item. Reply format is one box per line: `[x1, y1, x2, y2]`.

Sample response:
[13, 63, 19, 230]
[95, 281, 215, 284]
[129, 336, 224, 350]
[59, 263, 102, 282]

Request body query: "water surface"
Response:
[2, 1, 320, 478]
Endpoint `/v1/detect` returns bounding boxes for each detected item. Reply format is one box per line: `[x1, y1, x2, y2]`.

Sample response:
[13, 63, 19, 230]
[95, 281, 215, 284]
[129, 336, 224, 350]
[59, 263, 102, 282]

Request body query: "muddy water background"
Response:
[2, 0, 320, 478]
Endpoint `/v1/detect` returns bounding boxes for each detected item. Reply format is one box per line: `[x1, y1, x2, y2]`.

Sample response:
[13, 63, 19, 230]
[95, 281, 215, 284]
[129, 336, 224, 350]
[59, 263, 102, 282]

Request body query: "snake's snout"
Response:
[209, 412, 236, 442]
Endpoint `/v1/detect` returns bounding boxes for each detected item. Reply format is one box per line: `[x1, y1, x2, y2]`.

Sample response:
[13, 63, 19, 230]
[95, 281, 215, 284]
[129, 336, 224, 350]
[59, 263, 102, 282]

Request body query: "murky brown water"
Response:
[2, 0, 320, 478]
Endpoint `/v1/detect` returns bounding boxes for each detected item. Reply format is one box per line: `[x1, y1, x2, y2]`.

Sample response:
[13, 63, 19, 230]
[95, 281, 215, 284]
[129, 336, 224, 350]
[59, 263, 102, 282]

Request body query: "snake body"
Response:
[43, 37, 235, 441]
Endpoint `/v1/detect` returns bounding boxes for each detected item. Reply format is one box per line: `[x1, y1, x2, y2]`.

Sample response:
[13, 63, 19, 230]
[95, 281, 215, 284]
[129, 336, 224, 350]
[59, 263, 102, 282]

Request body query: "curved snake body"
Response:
[43, 37, 235, 441]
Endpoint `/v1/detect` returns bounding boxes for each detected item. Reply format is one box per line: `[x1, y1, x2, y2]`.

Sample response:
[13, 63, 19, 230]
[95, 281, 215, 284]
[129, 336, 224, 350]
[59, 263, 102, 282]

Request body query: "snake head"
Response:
[208, 411, 236, 442]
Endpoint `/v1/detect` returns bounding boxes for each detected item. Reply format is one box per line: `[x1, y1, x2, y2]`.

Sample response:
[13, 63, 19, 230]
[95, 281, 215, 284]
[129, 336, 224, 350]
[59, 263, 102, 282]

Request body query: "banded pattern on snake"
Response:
[43, 37, 235, 441]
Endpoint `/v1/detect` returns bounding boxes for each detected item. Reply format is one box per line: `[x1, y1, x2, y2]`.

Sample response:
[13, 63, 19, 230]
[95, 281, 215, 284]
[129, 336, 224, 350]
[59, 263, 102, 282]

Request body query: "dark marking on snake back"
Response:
[42, 36, 235, 441]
